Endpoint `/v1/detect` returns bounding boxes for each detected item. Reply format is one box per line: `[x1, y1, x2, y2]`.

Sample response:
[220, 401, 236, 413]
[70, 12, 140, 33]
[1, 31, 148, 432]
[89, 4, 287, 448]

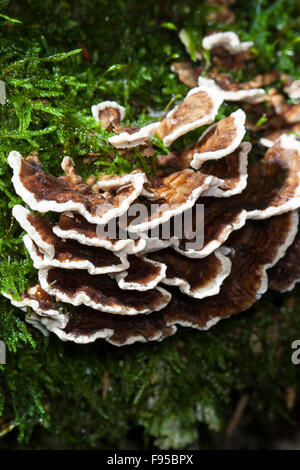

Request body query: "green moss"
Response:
[0, 0, 299, 449]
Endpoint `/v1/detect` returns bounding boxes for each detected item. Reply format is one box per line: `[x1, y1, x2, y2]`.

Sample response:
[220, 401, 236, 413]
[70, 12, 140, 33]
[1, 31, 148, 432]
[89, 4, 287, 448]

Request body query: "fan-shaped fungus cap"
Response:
[13, 204, 57, 259]
[157, 143, 250, 197]
[149, 247, 231, 299]
[201, 142, 251, 197]
[170, 62, 202, 88]
[13, 205, 129, 274]
[242, 134, 300, 219]
[91, 101, 125, 130]
[268, 89, 300, 124]
[39, 268, 171, 315]
[269, 232, 300, 292]
[164, 211, 298, 330]
[174, 201, 247, 258]
[177, 109, 246, 169]
[23, 233, 129, 275]
[113, 255, 167, 291]
[4, 287, 176, 345]
[198, 76, 267, 104]
[128, 169, 213, 232]
[26, 298, 176, 346]
[202, 31, 253, 54]
[108, 122, 160, 148]
[53, 212, 146, 254]
[3, 284, 67, 328]
[8, 152, 146, 225]
[156, 86, 223, 147]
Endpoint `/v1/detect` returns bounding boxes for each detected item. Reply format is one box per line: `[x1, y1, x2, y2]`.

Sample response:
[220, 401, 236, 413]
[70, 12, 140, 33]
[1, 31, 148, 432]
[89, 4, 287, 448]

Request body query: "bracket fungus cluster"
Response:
[4, 31, 300, 346]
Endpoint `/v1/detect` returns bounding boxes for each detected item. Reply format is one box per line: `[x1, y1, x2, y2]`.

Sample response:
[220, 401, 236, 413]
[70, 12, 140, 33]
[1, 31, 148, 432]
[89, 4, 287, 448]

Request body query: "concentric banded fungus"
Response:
[201, 142, 251, 197]
[170, 109, 246, 170]
[128, 169, 213, 232]
[23, 234, 129, 275]
[174, 200, 247, 258]
[188, 109, 246, 169]
[53, 213, 146, 254]
[177, 135, 300, 256]
[5, 286, 176, 345]
[202, 31, 253, 54]
[11, 212, 297, 345]
[269, 233, 300, 292]
[25, 295, 176, 345]
[163, 211, 298, 330]
[13, 205, 129, 274]
[13, 204, 57, 259]
[108, 122, 160, 149]
[148, 247, 231, 299]
[8, 152, 146, 224]
[159, 134, 300, 258]
[91, 101, 125, 130]
[39, 268, 171, 315]
[3, 285, 67, 328]
[5, 33, 300, 347]
[240, 134, 300, 219]
[156, 86, 223, 147]
[198, 76, 266, 104]
[113, 255, 167, 291]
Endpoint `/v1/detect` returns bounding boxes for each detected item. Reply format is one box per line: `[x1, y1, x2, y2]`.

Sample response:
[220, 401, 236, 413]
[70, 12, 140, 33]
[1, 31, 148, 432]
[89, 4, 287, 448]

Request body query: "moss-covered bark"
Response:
[0, 0, 300, 449]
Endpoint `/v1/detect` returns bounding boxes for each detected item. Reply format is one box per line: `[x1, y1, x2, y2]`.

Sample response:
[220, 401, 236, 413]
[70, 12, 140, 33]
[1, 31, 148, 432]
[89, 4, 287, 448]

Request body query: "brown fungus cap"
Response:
[268, 89, 300, 124]
[201, 142, 251, 197]
[269, 232, 300, 293]
[198, 75, 267, 104]
[108, 122, 160, 149]
[175, 109, 246, 169]
[91, 101, 125, 131]
[3, 284, 68, 329]
[13, 205, 129, 274]
[5, 287, 175, 346]
[237, 134, 300, 219]
[8, 151, 146, 225]
[27, 298, 176, 346]
[157, 141, 251, 198]
[158, 134, 300, 258]
[35, 211, 297, 345]
[38, 268, 171, 315]
[163, 211, 298, 330]
[128, 169, 213, 232]
[113, 255, 167, 291]
[170, 62, 203, 88]
[190, 109, 246, 169]
[156, 86, 223, 147]
[202, 31, 254, 70]
[53, 213, 146, 254]
[174, 200, 247, 258]
[148, 247, 231, 299]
